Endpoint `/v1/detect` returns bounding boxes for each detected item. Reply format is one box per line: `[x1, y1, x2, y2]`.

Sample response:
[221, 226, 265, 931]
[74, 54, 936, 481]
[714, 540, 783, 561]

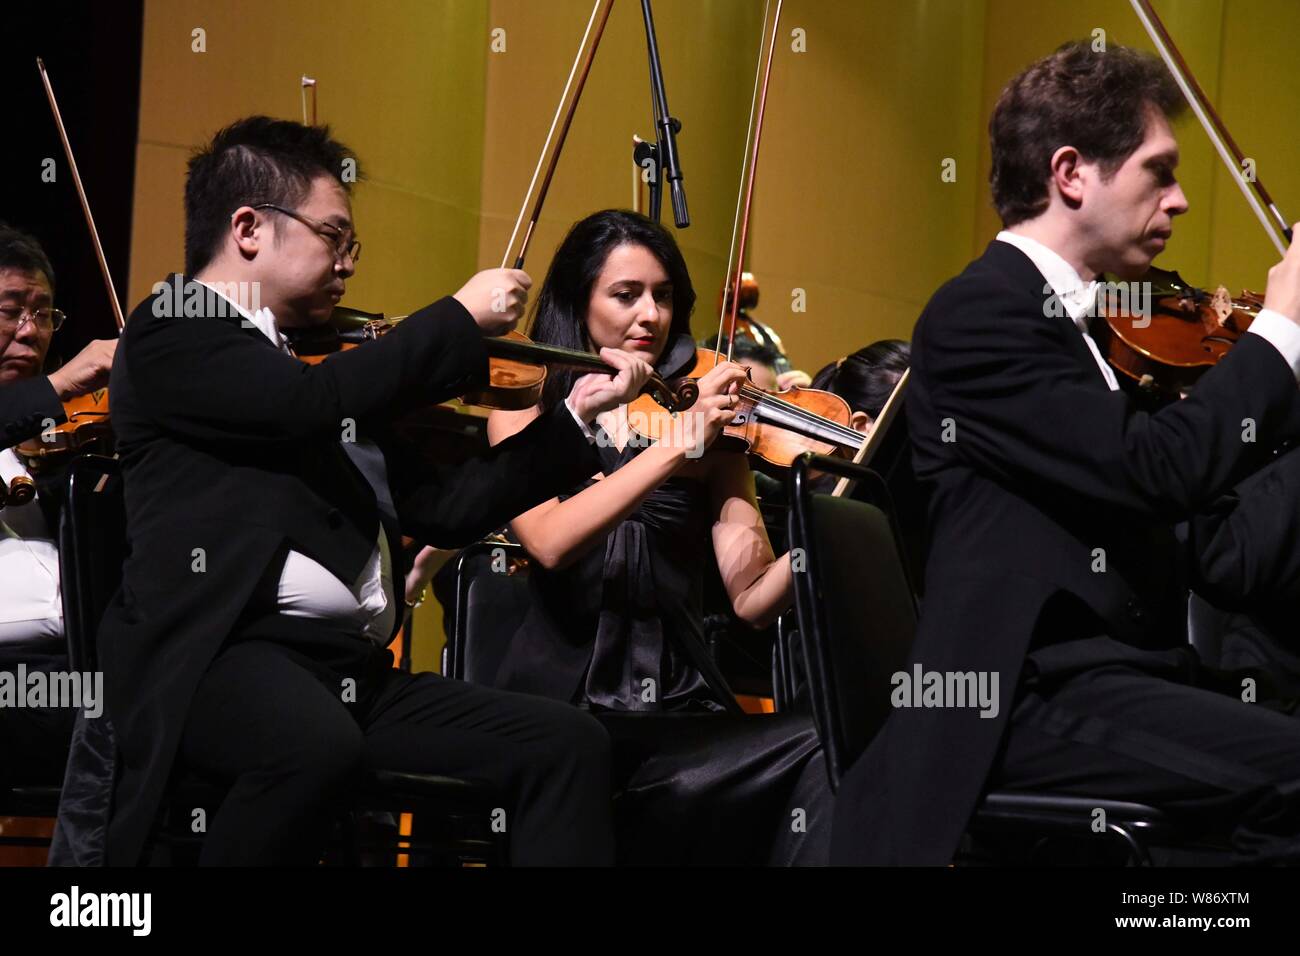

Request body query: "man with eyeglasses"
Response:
[52, 116, 654, 867]
[0, 226, 116, 449]
[0, 222, 116, 793]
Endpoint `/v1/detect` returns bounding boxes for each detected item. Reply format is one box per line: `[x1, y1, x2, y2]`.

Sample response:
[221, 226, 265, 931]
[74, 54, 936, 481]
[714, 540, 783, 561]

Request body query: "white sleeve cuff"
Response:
[564, 397, 597, 443]
[1247, 308, 1300, 383]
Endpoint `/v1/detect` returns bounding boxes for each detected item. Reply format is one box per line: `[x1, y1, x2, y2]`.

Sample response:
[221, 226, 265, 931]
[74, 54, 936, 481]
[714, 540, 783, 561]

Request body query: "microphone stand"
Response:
[638, 0, 689, 226]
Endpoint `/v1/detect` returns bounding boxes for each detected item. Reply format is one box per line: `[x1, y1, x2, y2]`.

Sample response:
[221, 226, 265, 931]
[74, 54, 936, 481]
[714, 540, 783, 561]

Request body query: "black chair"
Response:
[1186, 591, 1231, 667]
[771, 611, 806, 713]
[59, 455, 126, 673]
[56, 455, 504, 866]
[788, 452, 1205, 865]
[788, 455, 917, 790]
[443, 540, 531, 684]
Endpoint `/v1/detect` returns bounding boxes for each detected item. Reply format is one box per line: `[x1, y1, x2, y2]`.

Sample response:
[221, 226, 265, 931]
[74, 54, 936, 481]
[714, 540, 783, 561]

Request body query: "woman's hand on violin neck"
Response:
[697, 360, 750, 399]
[638, 361, 747, 461]
[567, 347, 653, 423]
[453, 267, 532, 335]
[679, 393, 740, 457]
[48, 338, 117, 400]
[1264, 225, 1300, 326]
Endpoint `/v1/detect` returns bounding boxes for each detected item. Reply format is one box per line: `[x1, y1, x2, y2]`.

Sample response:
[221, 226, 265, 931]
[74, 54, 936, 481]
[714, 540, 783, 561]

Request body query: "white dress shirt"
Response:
[996, 230, 1300, 387]
[0, 448, 63, 646]
[195, 280, 395, 643]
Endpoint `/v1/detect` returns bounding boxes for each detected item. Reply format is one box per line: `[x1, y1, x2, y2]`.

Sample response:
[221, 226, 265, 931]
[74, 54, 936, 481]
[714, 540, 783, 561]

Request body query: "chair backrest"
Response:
[771, 610, 807, 713]
[446, 540, 532, 686]
[1186, 591, 1229, 666]
[789, 453, 918, 791]
[58, 455, 125, 673]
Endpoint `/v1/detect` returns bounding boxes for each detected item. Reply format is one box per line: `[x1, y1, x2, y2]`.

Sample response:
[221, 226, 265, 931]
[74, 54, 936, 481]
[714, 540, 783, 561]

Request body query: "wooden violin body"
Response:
[626, 348, 860, 468]
[13, 388, 114, 474]
[1094, 266, 1263, 399]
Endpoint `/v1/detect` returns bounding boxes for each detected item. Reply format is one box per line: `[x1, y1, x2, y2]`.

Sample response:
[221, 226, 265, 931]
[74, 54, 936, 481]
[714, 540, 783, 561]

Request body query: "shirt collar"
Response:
[193, 279, 285, 351]
[996, 230, 1099, 332]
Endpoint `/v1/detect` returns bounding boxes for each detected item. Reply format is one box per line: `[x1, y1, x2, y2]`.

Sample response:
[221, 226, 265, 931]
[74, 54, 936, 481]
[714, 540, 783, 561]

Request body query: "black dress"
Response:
[497, 435, 831, 865]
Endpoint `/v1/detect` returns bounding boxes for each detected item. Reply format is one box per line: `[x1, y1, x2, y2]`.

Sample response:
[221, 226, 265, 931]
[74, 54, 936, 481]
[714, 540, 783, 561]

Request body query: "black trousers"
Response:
[177, 638, 614, 866]
[986, 638, 1300, 863]
[0, 655, 77, 789]
[595, 711, 831, 865]
[0, 696, 75, 789]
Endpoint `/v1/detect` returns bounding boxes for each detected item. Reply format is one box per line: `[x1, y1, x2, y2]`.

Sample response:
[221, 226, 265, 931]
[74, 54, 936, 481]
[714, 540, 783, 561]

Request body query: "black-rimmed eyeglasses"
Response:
[253, 203, 361, 263]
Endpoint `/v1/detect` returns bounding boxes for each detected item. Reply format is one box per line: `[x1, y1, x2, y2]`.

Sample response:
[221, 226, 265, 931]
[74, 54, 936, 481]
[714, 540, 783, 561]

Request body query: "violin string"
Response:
[715, 0, 771, 363]
[736, 385, 859, 443]
[737, 383, 862, 446]
[744, 397, 862, 447]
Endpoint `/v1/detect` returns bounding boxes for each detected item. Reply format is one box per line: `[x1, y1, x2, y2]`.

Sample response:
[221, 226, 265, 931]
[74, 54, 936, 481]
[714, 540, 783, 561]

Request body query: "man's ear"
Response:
[1048, 145, 1086, 207]
[230, 206, 261, 260]
[850, 410, 873, 435]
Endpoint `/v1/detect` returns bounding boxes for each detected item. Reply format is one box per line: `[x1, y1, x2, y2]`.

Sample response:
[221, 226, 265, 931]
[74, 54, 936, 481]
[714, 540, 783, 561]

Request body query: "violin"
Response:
[13, 388, 113, 473]
[627, 347, 860, 468]
[286, 306, 698, 414]
[1094, 266, 1263, 400]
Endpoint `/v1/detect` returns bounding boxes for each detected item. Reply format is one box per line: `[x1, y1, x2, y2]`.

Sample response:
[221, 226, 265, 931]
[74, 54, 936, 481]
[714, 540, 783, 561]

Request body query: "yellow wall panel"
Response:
[744, 0, 989, 371]
[1211, 0, 1300, 296]
[130, 0, 490, 320]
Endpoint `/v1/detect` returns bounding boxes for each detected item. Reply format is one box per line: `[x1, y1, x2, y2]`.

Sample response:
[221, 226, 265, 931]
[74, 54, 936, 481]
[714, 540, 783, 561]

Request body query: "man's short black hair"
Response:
[0, 221, 55, 293]
[184, 116, 361, 276]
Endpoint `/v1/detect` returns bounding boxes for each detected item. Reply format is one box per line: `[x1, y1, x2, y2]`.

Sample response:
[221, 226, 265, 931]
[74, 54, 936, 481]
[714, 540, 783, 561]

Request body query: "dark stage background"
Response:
[4, 0, 143, 364]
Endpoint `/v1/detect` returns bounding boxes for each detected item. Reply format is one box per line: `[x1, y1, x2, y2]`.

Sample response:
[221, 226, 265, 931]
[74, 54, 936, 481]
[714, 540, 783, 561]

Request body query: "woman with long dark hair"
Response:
[810, 339, 910, 431]
[487, 209, 828, 864]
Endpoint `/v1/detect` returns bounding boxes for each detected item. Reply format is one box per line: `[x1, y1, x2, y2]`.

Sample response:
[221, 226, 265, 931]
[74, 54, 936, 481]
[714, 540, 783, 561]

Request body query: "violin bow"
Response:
[714, 0, 782, 367]
[36, 57, 127, 334]
[502, 0, 615, 272]
[1130, 0, 1290, 254]
[831, 368, 908, 499]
